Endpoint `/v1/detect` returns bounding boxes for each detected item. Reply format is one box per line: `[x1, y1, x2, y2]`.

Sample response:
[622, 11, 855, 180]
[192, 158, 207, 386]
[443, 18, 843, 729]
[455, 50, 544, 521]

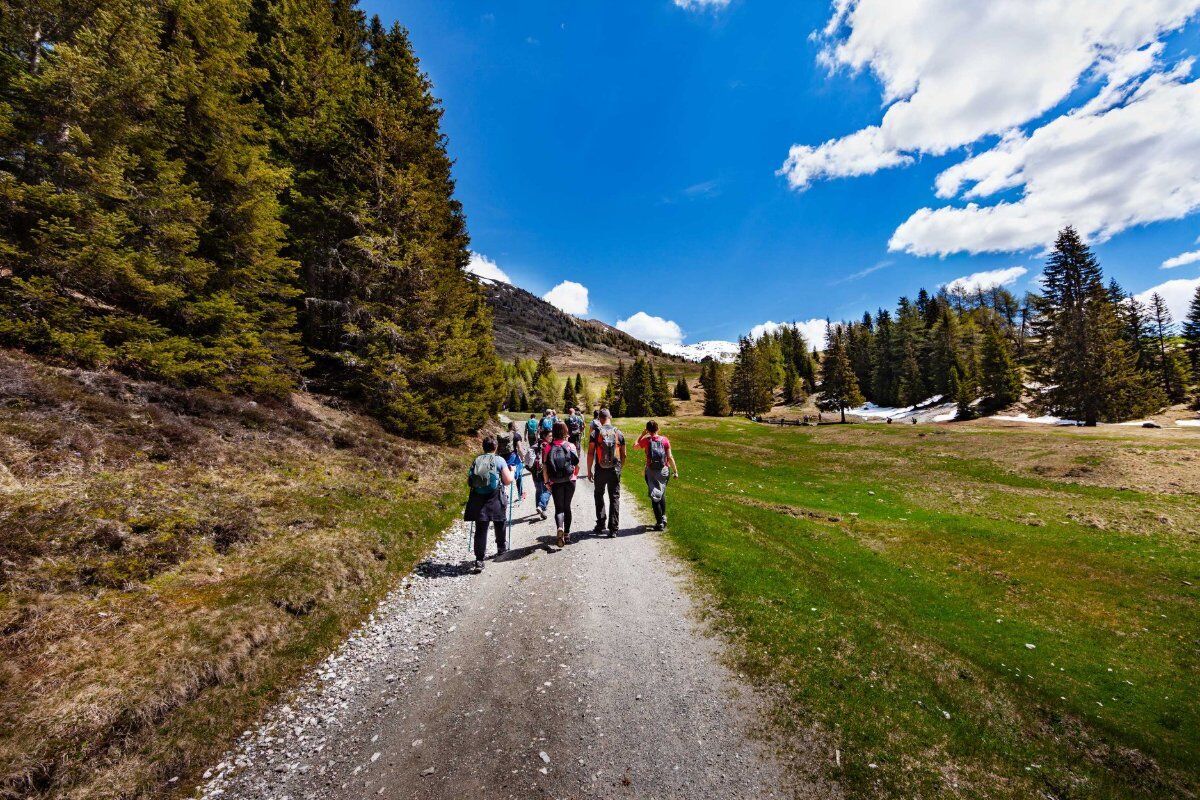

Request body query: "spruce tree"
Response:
[563, 377, 578, 410]
[1148, 293, 1191, 403]
[979, 321, 1022, 410]
[782, 364, 801, 405]
[699, 358, 731, 417]
[818, 325, 864, 423]
[730, 338, 774, 416]
[950, 367, 977, 420]
[674, 376, 691, 401]
[1183, 285, 1200, 378]
[654, 364, 675, 416]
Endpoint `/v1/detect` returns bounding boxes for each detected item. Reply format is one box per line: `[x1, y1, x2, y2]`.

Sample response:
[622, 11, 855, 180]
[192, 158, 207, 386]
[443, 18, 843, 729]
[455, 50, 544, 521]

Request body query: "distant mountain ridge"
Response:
[481, 279, 684, 370]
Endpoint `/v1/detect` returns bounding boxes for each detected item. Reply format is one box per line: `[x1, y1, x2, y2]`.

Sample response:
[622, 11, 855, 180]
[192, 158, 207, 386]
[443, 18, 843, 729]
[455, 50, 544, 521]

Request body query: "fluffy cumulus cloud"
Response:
[616, 312, 685, 346]
[543, 280, 590, 316]
[784, 0, 1200, 255]
[1134, 276, 1200, 322]
[673, 0, 730, 10]
[942, 266, 1028, 294]
[749, 319, 830, 348]
[1162, 249, 1200, 268]
[465, 252, 511, 284]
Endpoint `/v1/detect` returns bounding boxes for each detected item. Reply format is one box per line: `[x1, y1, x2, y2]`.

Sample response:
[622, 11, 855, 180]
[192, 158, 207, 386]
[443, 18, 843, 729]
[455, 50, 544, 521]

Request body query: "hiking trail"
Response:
[198, 478, 805, 799]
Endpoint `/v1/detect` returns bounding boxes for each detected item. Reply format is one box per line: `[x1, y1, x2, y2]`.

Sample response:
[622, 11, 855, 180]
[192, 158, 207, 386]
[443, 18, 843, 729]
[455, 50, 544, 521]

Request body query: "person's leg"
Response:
[607, 468, 621, 532]
[473, 520, 489, 563]
[561, 480, 575, 535]
[493, 520, 507, 554]
[551, 482, 568, 546]
[593, 472, 607, 530]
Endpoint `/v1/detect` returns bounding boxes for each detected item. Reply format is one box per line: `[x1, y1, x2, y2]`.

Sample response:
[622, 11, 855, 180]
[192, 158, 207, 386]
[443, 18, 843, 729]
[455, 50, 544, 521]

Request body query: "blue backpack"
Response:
[468, 454, 500, 494]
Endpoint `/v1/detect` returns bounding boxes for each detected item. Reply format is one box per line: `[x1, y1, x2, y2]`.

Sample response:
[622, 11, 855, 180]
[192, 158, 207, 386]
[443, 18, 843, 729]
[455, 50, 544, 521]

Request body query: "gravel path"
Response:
[198, 474, 799, 799]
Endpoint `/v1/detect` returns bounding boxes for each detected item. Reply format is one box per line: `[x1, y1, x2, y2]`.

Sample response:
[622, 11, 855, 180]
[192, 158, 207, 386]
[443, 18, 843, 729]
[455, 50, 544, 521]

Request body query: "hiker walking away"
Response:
[540, 408, 556, 438]
[543, 420, 579, 548]
[530, 426, 551, 520]
[525, 414, 539, 449]
[635, 420, 678, 531]
[587, 407, 626, 537]
[565, 407, 585, 451]
[506, 421, 527, 501]
[464, 435, 515, 572]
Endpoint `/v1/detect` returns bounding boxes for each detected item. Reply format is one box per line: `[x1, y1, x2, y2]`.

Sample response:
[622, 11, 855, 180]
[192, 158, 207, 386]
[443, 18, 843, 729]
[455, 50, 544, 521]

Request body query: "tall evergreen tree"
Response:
[978, 321, 1022, 410]
[1148, 292, 1190, 404]
[1183, 285, 1200, 378]
[730, 337, 774, 416]
[818, 325, 864, 423]
[674, 376, 691, 401]
[699, 358, 731, 417]
[563, 376, 578, 409]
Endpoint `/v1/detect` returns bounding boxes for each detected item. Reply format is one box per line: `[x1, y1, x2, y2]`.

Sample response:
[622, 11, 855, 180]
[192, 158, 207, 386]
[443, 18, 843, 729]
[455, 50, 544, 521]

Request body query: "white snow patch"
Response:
[993, 413, 1081, 426]
[654, 340, 739, 363]
[1176, 419, 1200, 427]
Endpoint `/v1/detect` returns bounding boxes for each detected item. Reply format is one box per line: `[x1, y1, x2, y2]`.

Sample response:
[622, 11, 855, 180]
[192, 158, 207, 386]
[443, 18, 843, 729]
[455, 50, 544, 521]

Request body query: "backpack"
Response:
[647, 435, 667, 470]
[522, 443, 537, 469]
[468, 454, 500, 494]
[566, 414, 583, 436]
[596, 424, 620, 469]
[525, 419, 539, 441]
[546, 442, 577, 481]
[496, 433, 514, 459]
[540, 416, 554, 433]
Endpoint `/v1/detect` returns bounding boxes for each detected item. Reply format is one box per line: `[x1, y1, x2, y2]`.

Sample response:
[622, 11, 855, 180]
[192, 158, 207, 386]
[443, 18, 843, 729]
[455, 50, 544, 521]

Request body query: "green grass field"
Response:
[618, 417, 1200, 799]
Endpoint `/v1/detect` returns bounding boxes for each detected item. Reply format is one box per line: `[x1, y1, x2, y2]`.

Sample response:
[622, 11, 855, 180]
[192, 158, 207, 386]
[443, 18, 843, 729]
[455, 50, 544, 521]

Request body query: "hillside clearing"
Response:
[619, 416, 1200, 799]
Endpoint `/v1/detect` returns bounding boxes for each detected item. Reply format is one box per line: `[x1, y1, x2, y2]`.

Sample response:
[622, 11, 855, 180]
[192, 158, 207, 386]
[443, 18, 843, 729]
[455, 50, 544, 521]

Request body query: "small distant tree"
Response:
[1148, 293, 1191, 404]
[978, 322, 1022, 410]
[574, 373, 584, 394]
[950, 367, 977, 420]
[818, 325, 865, 423]
[674, 376, 691, 401]
[782, 364, 802, 405]
[699, 358, 731, 417]
[654, 364, 675, 416]
[563, 377, 578, 409]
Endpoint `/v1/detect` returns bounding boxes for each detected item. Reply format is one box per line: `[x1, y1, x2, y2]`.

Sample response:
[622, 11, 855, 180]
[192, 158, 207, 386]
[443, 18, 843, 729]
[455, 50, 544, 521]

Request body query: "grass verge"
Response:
[0, 351, 466, 799]
[618, 415, 1199, 799]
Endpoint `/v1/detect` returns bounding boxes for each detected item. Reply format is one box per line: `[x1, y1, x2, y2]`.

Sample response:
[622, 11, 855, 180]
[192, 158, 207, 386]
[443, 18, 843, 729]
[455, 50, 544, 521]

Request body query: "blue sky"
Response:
[364, 0, 1200, 346]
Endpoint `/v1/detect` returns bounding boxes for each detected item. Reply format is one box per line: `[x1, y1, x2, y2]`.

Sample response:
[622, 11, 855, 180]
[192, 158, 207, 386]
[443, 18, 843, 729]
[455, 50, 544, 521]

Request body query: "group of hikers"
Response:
[463, 407, 679, 573]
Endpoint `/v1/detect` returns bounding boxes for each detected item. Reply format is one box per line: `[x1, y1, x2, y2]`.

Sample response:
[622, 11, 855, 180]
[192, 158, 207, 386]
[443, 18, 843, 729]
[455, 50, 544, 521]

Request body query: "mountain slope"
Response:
[483, 280, 688, 375]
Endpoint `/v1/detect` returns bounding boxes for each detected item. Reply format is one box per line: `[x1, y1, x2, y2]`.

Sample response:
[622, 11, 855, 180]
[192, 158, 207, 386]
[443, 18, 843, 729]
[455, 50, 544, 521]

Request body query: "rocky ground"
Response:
[197, 474, 803, 800]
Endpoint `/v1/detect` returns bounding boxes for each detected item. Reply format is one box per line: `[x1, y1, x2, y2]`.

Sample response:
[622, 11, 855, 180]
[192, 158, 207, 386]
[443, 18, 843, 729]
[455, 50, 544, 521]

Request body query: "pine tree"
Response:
[979, 321, 1022, 410]
[1148, 293, 1191, 403]
[950, 367, 977, 420]
[1184, 285, 1200, 378]
[730, 338, 774, 416]
[563, 377, 578, 409]
[782, 364, 801, 405]
[654, 364, 675, 416]
[674, 376, 691, 401]
[818, 325, 864, 423]
[699, 358, 731, 417]
[1034, 227, 1159, 424]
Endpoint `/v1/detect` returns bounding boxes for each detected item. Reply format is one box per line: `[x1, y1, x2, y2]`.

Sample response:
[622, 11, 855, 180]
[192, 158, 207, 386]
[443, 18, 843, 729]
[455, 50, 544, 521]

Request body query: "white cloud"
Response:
[890, 71, 1200, 255]
[942, 266, 1028, 294]
[616, 312, 685, 346]
[748, 319, 830, 349]
[1134, 276, 1200, 321]
[543, 280, 590, 316]
[783, 0, 1200, 189]
[1162, 249, 1200, 268]
[673, 0, 730, 10]
[465, 251, 511, 284]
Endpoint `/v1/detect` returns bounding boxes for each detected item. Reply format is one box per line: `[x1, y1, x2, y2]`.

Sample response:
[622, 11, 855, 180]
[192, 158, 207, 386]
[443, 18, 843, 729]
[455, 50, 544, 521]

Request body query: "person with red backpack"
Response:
[634, 420, 678, 531]
[586, 407, 626, 537]
[542, 420, 579, 548]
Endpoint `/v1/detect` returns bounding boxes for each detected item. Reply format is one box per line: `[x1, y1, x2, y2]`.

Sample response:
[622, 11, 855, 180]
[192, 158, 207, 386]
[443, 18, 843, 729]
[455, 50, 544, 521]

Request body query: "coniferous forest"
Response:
[720, 227, 1200, 425]
[0, 0, 500, 442]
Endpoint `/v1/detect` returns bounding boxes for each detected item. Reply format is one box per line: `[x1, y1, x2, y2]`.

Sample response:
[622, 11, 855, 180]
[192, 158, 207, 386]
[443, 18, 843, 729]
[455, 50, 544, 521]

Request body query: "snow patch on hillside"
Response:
[653, 340, 739, 363]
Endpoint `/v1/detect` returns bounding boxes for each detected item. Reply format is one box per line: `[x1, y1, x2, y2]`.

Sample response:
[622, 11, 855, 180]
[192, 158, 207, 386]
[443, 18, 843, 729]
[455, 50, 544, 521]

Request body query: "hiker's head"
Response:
[593, 410, 599, 419]
[598, 408, 612, 423]
[646, 420, 659, 434]
[507, 421, 517, 431]
[552, 420, 568, 440]
[569, 407, 576, 415]
[481, 435, 497, 453]
[544, 408, 553, 417]
[530, 414, 536, 420]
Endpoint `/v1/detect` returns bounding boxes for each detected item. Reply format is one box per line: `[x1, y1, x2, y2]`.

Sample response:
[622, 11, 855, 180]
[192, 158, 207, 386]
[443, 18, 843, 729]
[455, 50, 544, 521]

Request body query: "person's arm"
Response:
[573, 444, 581, 478]
[500, 461, 514, 486]
[618, 434, 627, 467]
[635, 430, 650, 448]
[586, 436, 596, 480]
[666, 443, 678, 478]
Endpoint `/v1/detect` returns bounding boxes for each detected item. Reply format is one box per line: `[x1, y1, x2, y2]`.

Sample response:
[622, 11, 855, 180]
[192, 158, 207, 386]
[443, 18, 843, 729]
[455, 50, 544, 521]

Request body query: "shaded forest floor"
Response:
[0, 350, 466, 800]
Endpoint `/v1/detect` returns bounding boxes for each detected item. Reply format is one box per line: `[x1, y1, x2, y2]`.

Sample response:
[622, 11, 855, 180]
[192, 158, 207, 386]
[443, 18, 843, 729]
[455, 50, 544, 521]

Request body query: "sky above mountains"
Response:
[368, 0, 1200, 347]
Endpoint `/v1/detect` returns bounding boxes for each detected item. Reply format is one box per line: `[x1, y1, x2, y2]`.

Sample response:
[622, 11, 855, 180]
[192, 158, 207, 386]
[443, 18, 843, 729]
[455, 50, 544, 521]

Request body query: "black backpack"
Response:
[566, 414, 584, 436]
[546, 442, 577, 481]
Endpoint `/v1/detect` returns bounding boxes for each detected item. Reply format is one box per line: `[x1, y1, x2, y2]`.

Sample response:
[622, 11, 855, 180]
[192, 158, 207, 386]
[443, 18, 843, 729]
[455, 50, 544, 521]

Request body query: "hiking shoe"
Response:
[607, 529, 616, 538]
[594, 520, 606, 532]
[471, 560, 484, 573]
[538, 508, 548, 520]
[653, 522, 664, 532]
[556, 528, 566, 548]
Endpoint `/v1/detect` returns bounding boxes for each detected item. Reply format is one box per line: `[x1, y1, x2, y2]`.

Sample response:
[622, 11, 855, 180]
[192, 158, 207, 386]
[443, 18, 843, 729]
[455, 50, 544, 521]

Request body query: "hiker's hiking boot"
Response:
[594, 519, 606, 533]
[471, 560, 484, 573]
[607, 528, 617, 538]
[556, 528, 566, 548]
[538, 507, 548, 520]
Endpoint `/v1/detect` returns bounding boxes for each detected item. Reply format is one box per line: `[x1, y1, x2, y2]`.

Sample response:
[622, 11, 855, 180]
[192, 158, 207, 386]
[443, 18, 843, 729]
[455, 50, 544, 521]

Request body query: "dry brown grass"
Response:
[0, 350, 467, 800]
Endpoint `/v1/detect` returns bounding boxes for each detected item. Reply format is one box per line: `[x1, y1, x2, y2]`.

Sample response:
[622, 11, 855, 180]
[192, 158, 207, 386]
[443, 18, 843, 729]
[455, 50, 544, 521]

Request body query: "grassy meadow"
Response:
[618, 416, 1199, 799]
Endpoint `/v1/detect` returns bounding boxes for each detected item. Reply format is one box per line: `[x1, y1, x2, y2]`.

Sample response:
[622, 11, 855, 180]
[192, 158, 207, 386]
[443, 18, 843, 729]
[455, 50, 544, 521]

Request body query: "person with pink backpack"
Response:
[634, 420, 679, 531]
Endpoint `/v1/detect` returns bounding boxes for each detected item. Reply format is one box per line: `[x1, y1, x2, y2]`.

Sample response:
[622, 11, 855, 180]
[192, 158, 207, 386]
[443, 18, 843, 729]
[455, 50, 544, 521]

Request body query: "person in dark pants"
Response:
[587, 407, 626, 537]
[463, 435, 514, 572]
[635, 420, 679, 531]
[542, 420, 579, 548]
